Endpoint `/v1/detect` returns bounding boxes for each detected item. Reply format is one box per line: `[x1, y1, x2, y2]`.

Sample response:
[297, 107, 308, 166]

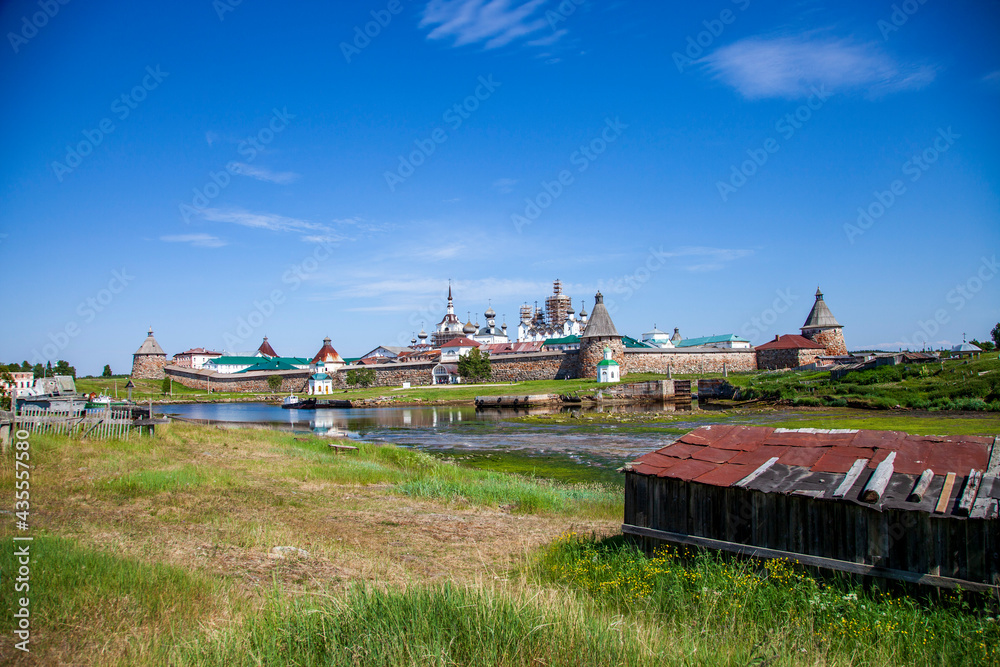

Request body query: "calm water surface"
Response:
[160, 402, 707, 465]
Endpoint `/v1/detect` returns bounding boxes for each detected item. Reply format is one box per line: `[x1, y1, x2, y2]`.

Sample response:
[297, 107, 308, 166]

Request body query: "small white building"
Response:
[308, 373, 335, 395]
[439, 337, 481, 363]
[640, 326, 674, 348]
[172, 348, 223, 369]
[676, 334, 751, 350]
[0, 372, 34, 398]
[596, 347, 620, 383]
[359, 345, 413, 361]
[432, 363, 461, 384]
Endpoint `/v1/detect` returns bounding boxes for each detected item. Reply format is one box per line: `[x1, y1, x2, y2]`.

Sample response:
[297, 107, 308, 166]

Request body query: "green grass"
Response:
[766, 410, 1000, 436]
[727, 352, 1000, 412]
[433, 448, 627, 486]
[101, 464, 237, 498]
[275, 436, 622, 517]
[161, 583, 665, 667]
[0, 535, 223, 660]
[534, 533, 1000, 666]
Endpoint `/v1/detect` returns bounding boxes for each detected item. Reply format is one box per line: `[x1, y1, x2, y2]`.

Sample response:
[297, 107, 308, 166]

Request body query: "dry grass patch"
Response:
[1, 423, 616, 665]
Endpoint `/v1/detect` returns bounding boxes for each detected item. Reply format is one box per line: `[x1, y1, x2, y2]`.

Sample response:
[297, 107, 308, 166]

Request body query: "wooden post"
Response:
[907, 469, 935, 502]
[833, 458, 869, 498]
[735, 457, 780, 488]
[935, 472, 957, 514]
[956, 470, 983, 517]
[862, 452, 896, 503]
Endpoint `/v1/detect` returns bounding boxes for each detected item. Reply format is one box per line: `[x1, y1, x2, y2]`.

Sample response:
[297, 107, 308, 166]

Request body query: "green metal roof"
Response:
[207, 356, 265, 366]
[597, 358, 620, 366]
[676, 334, 749, 348]
[543, 335, 581, 346]
[622, 335, 656, 348]
[237, 359, 301, 373]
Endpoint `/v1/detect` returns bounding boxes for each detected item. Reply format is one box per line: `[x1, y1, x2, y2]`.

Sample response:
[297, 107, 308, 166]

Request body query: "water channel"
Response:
[160, 402, 714, 483]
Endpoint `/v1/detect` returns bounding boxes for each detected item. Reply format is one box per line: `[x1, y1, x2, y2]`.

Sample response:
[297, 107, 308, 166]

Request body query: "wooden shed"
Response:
[623, 426, 1000, 591]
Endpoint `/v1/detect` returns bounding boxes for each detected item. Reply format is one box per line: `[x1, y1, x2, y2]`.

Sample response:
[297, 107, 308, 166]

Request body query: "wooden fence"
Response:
[13, 406, 138, 440]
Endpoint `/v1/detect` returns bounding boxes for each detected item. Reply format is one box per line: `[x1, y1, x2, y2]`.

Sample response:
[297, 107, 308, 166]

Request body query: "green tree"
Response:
[970, 339, 995, 352]
[53, 360, 76, 378]
[992, 323, 1000, 349]
[0, 370, 14, 410]
[345, 368, 376, 388]
[457, 348, 491, 382]
[267, 374, 282, 393]
[161, 377, 172, 395]
[31, 363, 43, 378]
[102, 364, 113, 378]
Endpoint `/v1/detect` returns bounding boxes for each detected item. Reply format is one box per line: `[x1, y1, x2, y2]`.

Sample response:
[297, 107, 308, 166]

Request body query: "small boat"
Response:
[282, 398, 352, 410]
[282, 394, 300, 407]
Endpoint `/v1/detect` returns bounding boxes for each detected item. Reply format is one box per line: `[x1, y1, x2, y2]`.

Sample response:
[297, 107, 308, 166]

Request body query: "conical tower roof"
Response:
[134, 327, 165, 355]
[311, 337, 343, 364]
[801, 287, 841, 330]
[581, 292, 620, 339]
[257, 336, 278, 358]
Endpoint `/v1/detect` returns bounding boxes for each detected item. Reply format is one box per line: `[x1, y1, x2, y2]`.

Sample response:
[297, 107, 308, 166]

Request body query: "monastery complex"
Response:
[134, 281, 849, 393]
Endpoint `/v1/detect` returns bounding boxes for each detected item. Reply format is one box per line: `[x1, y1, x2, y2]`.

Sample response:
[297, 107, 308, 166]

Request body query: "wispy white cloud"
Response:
[412, 243, 466, 261]
[200, 208, 325, 234]
[190, 208, 392, 247]
[160, 233, 227, 248]
[231, 162, 300, 184]
[492, 177, 518, 194]
[703, 35, 937, 99]
[660, 246, 754, 272]
[421, 0, 557, 50]
[205, 131, 218, 147]
[322, 276, 560, 302]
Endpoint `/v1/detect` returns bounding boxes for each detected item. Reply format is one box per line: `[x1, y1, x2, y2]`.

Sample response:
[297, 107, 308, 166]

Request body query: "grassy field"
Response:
[2, 421, 996, 665]
[727, 351, 1000, 411]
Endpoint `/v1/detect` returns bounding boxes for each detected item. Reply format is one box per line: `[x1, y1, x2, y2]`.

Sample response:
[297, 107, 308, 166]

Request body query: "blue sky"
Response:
[1, 0, 998, 375]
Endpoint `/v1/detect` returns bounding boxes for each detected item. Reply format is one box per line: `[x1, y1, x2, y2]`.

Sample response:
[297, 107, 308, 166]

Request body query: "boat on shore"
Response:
[281, 397, 352, 410]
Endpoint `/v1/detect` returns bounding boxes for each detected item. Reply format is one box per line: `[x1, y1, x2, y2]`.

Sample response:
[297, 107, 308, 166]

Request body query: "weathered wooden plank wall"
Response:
[624, 472, 998, 588]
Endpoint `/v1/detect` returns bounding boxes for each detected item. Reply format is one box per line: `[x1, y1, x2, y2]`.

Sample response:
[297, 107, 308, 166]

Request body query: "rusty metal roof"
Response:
[627, 426, 998, 518]
[755, 334, 826, 350]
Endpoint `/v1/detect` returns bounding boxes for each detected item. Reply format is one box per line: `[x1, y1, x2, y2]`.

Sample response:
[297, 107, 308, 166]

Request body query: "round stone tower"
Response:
[801, 288, 847, 356]
[579, 292, 625, 379]
[131, 327, 168, 379]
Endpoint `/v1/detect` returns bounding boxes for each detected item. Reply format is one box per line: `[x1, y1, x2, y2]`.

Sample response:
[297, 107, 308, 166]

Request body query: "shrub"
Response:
[792, 397, 822, 407]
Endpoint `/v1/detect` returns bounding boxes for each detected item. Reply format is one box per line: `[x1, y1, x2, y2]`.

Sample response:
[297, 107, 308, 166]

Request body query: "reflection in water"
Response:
[161, 401, 698, 464]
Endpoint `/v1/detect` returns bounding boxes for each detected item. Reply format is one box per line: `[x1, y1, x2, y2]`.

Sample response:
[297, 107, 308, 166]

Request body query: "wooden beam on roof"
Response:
[907, 469, 935, 503]
[861, 452, 896, 503]
[987, 437, 1000, 476]
[734, 456, 779, 488]
[833, 458, 869, 498]
[957, 470, 984, 517]
[935, 472, 957, 514]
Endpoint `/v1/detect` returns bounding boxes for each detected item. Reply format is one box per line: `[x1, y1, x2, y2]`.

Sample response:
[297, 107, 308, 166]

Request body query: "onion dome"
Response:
[485, 305, 496, 319]
[411, 336, 417, 346]
[418, 329, 428, 341]
[463, 320, 476, 334]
